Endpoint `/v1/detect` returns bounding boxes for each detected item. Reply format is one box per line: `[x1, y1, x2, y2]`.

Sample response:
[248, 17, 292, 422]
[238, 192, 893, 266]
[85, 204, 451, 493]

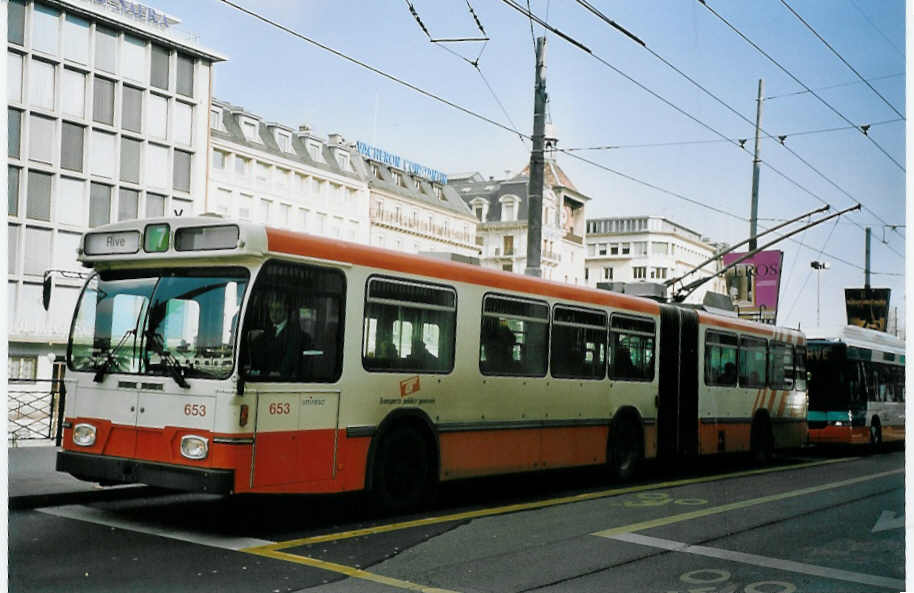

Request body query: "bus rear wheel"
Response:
[608, 417, 642, 482]
[371, 425, 435, 513]
[750, 416, 774, 465]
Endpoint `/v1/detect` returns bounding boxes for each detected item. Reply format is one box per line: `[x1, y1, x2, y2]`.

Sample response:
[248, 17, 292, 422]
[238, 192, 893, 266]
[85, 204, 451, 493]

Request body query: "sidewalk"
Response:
[8, 441, 151, 509]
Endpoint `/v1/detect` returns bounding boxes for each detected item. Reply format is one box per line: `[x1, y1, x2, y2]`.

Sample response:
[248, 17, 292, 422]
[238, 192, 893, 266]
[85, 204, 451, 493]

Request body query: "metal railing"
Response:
[8, 378, 67, 446]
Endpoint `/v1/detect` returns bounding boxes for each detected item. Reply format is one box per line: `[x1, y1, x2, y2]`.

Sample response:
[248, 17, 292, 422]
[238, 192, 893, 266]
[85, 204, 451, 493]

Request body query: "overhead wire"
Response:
[777, 0, 904, 120]
[562, 0, 905, 248]
[214, 0, 897, 278]
[765, 72, 904, 100]
[697, 0, 905, 172]
[848, 0, 905, 59]
[561, 118, 902, 151]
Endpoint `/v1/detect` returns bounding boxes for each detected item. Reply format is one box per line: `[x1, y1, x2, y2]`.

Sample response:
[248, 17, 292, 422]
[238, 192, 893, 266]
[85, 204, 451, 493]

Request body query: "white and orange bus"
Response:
[806, 325, 904, 448]
[54, 217, 807, 510]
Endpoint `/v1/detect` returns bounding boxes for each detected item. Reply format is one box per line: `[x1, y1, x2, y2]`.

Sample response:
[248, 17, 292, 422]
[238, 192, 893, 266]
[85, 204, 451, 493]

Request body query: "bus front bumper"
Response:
[56, 451, 235, 494]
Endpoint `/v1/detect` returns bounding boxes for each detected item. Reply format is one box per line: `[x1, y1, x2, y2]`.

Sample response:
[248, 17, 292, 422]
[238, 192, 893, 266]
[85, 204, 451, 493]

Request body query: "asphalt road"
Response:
[10, 448, 905, 593]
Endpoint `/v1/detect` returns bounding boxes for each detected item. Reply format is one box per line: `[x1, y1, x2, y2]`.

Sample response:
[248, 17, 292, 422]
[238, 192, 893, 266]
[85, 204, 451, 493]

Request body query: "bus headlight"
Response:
[180, 435, 209, 460]
[73, 423, 97, 446]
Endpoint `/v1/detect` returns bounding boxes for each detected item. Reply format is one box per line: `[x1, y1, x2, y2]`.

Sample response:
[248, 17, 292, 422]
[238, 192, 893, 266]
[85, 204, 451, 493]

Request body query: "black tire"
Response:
[371, 425, 435, 514]
[608, 416, 642, 482]
[751, 416, 774, 465]
[869, 418, 883, 453]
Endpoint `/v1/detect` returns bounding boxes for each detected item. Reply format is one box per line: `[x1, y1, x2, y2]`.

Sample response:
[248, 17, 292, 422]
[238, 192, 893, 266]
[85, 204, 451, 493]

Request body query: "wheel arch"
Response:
[364, 408, 440, 491]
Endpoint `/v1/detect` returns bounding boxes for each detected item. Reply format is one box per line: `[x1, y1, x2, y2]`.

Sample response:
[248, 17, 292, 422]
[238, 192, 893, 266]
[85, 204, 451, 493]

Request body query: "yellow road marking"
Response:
[245, 547, 458, 593]
[239, 456, 874, 593]
[593, 467, 903, 538]
[244, 456, 852, 554]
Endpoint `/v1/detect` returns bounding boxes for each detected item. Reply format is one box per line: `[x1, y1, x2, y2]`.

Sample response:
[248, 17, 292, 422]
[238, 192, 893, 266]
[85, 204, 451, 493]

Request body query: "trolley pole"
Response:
[525, 36, 547, 278]
[865, 227, 871, 289]
[749, 79, 764, 251]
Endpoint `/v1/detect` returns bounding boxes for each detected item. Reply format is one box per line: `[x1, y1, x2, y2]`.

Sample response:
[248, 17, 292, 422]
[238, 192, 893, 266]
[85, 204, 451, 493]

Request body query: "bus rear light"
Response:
[180, 435, 209, 460]
[239, 404, 249, 427]
[73, 423, 97, 447]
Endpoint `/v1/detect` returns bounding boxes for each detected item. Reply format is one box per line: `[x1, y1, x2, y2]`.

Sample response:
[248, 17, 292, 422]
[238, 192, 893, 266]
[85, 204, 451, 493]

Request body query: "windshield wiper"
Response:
[93, 329, 135, 383]
[146, 332, 190, 388]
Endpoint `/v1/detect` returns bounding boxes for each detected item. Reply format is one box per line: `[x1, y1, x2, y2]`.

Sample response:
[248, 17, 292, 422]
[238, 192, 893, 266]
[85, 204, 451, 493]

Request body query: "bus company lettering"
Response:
[106, 235, 126, 248]
[400, 376, 420, 397]
[301, 397, 326, 406]
[379, 397, 436, 405]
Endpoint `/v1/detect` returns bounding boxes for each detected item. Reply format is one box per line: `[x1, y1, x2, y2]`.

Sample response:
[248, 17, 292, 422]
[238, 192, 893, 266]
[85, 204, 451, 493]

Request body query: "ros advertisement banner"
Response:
[721, 250, 784, 323]
[845, 288, 891, 331]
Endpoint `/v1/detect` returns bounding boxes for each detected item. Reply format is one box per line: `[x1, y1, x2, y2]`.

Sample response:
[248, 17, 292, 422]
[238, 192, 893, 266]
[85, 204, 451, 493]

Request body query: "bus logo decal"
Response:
[400, 376, 420, 398]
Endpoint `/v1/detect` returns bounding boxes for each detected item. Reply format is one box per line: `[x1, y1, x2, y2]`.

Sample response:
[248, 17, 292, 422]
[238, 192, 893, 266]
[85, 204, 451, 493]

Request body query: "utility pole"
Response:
[749, 79, 764, 251]
[525, 36, 547, 278]
[865, 227, 871, 289]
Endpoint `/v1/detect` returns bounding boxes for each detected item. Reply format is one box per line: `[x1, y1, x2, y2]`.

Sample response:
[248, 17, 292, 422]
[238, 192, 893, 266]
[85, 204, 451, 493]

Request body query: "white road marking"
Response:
[38, 505, 274, 551]
[606, 532, 904, 591]
[871, 510, 905, 533]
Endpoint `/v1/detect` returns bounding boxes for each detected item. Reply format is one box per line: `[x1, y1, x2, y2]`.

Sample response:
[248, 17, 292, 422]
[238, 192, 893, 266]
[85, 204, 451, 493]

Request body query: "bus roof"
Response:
[76, 217, 801, 339]
[807, 325, 905, 357]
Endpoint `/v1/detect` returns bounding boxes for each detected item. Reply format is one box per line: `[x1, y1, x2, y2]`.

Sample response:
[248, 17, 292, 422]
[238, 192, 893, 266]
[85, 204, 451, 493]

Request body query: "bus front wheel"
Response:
[869, 418, 883, 452]
[371, 425, 435, 513]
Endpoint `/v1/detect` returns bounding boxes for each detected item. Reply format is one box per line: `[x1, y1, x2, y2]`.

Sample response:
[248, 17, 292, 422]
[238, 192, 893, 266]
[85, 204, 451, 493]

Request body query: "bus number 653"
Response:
[184, 403, 206, 416]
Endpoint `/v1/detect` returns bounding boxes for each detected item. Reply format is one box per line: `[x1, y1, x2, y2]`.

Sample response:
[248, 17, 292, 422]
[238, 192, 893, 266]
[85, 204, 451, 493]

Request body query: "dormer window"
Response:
[210, 107, 223, 131]
[241, 119, 259, 142]
[469, 197, 489, 222]
[414, 177, 421, 191]
[307, 141, 323, 162]
[392, 171, 402, 186]
[370, 163, 382, 179]
[499, 194, 520, 222]
[275, 130, 291, 152]
[335, 150, 350, 171]
[434, 185, 443, 200]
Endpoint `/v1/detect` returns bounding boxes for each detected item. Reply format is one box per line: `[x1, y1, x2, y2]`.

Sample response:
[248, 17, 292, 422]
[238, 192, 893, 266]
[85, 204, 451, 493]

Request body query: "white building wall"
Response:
[585, 217, 725, 303]
[208, 133, 370, 244]
[7, 0, 221, 360]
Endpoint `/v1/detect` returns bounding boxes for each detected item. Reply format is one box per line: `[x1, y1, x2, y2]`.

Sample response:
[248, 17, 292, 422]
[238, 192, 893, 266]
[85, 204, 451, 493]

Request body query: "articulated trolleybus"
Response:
[56, 217, 807, 509]
[806, 325, 905, 448]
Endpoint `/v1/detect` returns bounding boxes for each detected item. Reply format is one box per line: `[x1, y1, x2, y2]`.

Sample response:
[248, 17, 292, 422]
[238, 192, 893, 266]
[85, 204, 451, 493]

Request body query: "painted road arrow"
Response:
[871, 510, 904, 533]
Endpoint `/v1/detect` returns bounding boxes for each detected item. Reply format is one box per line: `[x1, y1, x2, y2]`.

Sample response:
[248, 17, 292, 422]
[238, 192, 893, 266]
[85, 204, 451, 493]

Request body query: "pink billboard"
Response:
[721, 250, 784, 323]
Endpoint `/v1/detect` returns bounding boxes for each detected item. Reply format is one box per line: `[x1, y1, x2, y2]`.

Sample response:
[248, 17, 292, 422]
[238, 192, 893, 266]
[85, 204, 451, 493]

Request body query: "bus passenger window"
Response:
[609, 315, 655, 381]
[705, 331, 737, 386]
[240, 260, 345, 383]
[738, 336, 767, 388]
[479, 295, 549, 377]
[767, 342, 794, 389]
[551, 305, 606, 380]
[362, 277, 456, 373]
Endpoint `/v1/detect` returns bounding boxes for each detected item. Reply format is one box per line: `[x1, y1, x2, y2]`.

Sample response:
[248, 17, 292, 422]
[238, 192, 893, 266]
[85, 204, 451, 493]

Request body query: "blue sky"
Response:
[158, 0, 906, 335]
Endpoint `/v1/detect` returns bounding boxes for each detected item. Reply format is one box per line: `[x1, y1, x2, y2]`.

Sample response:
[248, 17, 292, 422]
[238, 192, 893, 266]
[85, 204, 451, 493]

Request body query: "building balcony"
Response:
[563, 232, 583, 244]
[370, 207, 474, 245]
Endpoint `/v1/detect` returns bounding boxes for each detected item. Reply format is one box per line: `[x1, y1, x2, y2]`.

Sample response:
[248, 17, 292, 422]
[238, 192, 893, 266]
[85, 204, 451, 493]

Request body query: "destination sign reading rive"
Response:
[84, 231, 141, 255]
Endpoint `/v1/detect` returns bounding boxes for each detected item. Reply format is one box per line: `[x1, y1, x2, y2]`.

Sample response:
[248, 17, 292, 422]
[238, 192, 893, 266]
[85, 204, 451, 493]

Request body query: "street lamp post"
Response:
[810, 260, 830, 327]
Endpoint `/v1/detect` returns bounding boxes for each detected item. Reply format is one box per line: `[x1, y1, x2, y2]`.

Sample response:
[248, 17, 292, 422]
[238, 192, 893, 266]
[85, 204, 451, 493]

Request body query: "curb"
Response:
[9, 485, 166, 511]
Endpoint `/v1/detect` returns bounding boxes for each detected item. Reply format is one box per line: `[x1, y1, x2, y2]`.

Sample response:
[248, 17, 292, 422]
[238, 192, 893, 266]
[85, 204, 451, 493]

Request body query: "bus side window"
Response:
[241, 260, 345, 383]
[738, 335, 767, 388]
[609, 315, 655, 381]
[362, 277, 456, 374]
[551, 305, 607, 380]
[767, 342, 794, 390]
[704, 331, 737, 386]
[479, 294, 548, 377]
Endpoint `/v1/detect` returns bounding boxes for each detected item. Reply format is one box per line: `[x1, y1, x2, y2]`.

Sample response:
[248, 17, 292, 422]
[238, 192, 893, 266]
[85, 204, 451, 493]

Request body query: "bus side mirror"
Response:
[42, 273, 52, 311]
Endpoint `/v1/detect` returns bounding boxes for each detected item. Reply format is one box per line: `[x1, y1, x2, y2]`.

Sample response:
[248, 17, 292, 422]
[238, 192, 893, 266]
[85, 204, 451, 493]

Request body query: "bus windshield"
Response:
[68, 268, 249, 381]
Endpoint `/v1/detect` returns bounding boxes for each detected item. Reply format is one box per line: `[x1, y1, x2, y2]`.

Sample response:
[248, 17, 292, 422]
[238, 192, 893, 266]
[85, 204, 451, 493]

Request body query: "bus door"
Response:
[657, 305, 699, 458]
[252, 388, 341, 488]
